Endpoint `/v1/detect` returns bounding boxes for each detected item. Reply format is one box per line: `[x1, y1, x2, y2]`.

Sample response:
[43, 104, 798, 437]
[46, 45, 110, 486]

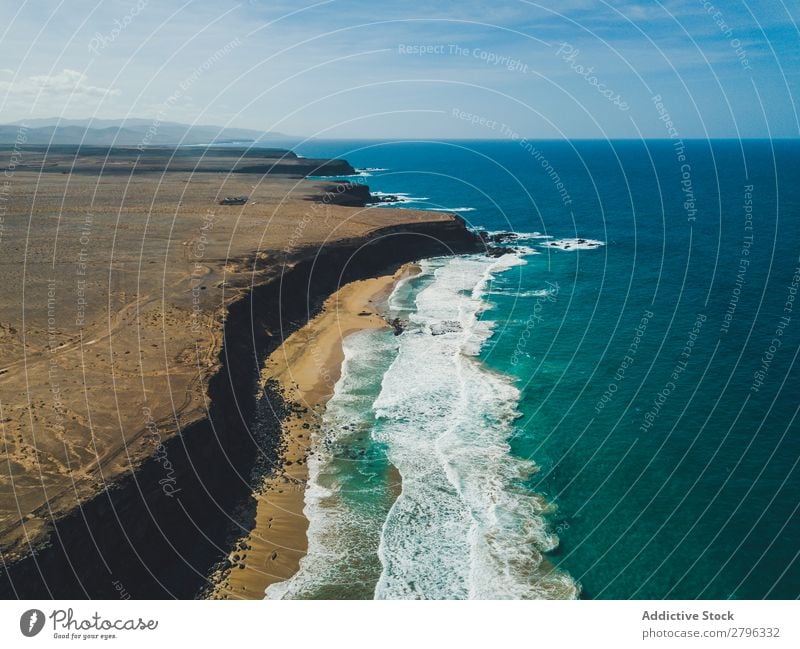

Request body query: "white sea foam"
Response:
[424, 206, 477, 212]
[266, 329, 398, 600]
[268, 253, 577, 600]
[372, 254, 578, 599]
[386, 272, 420, 316]
[514, 245, 541, 256]
[355, 167, 389, 177]
[370, 191, 430, 205]
[490, 287, 555, 298]
[475, 230, 553, 240]
[542, 237, 605, 250]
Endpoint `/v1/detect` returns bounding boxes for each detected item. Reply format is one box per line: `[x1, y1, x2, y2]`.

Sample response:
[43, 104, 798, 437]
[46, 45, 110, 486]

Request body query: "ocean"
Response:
[267, 139, 800, 599]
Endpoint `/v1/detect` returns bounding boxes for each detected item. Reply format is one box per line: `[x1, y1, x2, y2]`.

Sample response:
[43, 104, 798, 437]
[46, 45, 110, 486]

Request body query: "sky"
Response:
[0, 0, 798, 138]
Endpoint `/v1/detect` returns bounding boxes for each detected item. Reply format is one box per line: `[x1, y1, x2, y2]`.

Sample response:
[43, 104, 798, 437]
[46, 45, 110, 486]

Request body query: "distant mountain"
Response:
[0, 118, 292, 145]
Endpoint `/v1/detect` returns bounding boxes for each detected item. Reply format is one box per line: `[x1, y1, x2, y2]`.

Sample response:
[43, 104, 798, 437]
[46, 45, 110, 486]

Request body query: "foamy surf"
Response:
[372, 254, 578, 599]
[268, 253, 577, 600]
[370, 191, 430, 205]
[354, 167, 389, 176]
[542, 238, 605, 250]
[266, 329, 399, 600]
[424, 206, 477, 212]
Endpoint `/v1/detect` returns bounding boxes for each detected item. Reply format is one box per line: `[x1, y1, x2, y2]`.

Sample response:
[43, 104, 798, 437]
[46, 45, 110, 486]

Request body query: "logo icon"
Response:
[20, 609, 45, 637]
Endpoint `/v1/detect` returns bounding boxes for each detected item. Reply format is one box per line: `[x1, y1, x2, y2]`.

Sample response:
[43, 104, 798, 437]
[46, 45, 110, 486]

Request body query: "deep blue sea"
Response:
[268, 139, 799, 599]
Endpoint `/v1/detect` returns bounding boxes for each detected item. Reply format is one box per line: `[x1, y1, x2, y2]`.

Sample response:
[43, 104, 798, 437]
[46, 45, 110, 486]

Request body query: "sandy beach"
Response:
[210, 266, 416, 599]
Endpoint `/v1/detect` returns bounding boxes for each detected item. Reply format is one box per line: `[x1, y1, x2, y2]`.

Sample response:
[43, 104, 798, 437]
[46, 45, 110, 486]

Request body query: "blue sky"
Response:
[0, 0, 798, 138]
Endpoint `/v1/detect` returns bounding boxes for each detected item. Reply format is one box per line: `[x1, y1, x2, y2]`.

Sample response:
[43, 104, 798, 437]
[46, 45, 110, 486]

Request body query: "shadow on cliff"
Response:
[0, 224, 479, 599]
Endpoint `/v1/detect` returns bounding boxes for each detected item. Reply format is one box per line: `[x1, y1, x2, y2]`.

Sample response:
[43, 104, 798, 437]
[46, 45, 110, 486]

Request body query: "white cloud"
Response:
[0, 69, 120, 98]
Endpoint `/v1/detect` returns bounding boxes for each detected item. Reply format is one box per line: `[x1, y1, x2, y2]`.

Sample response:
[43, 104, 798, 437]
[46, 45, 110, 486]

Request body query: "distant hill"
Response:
[0, 118, 292, 146]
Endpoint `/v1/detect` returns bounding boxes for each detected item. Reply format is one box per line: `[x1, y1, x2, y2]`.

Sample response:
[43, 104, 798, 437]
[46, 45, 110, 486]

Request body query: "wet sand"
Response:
[210, 268, 411, 599]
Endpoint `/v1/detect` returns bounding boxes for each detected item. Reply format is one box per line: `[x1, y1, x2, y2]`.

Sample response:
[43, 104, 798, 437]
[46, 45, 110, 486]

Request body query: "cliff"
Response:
[0, 167, 479, 597]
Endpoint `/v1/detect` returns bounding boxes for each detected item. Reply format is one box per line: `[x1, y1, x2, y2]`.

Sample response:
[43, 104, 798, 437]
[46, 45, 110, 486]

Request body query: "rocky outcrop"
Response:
[305, 181, 373, 206]
[305, 182, 404, 207]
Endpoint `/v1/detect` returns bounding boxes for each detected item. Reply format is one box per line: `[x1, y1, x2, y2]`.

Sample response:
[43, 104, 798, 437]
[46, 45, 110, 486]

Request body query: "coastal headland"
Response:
[0, 145, 479, 598]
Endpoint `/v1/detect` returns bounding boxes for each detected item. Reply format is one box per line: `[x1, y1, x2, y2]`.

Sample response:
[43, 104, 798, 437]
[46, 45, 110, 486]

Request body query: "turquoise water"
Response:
[271, 139, 799, 599]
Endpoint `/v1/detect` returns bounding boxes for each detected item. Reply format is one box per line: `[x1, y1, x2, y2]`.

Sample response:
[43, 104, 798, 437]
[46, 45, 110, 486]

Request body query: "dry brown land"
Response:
[0, 149, 460, 562]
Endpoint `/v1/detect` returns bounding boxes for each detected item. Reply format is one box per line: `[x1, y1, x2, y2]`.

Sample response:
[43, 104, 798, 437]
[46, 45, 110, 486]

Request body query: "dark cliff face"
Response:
[0, 220, 480, 599]
[304, 181, 412, 207]
[305, 181, 373, 206]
